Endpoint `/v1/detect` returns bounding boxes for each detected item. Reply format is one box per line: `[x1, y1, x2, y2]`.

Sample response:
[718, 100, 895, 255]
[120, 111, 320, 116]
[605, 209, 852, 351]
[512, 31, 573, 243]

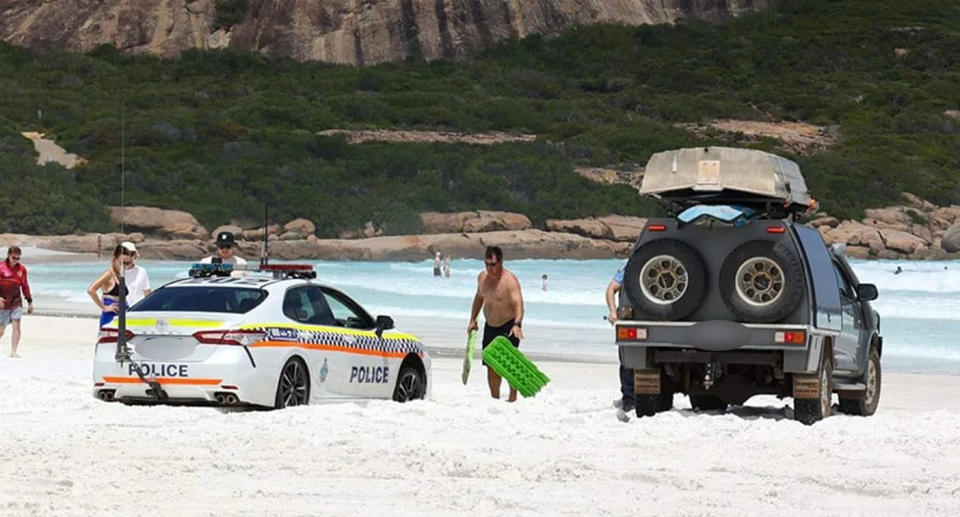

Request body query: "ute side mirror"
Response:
[374, 315, 395, 338]
[856, 284, 878, 302]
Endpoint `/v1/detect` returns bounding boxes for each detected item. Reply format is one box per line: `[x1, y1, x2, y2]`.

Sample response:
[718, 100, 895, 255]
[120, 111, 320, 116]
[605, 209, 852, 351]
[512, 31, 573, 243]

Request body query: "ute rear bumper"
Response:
[616, 320, 837, 374]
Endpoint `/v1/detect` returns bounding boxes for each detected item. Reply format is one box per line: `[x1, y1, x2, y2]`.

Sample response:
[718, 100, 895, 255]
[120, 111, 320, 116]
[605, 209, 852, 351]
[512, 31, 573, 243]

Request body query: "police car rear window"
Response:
[131, 287, 268, 314]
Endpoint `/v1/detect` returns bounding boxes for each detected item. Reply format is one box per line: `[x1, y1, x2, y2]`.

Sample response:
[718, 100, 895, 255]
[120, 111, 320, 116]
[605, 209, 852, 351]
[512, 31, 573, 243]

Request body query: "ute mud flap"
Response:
[792, 373, 820, 399]
[634, 370, 661, 395]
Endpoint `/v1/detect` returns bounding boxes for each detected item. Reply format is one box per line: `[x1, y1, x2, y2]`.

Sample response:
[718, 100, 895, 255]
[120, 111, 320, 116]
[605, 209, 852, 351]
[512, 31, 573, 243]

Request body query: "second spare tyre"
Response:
[719, 240, 804, 323]
[623, 239, 708, 321]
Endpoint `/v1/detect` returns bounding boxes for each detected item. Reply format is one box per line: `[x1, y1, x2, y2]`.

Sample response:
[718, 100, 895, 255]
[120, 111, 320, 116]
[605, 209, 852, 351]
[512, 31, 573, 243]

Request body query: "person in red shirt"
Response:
[0, 246, 34, 358]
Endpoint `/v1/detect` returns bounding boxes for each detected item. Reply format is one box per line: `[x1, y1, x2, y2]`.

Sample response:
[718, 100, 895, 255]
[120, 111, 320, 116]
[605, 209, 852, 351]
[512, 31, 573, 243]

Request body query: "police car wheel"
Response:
[623, 239, 708, 321]
[393, 365, 425, 403]
[274, 357, 310, 409]
[719, 240, 803, 323]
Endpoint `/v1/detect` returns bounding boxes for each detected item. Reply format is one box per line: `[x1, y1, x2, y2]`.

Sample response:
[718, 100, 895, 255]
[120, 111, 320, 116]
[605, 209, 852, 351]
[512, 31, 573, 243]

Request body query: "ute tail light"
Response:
[617, 326, 648, 341]
[775, 331, 806, 345]
[767, 226, 786, 234]
[98, 327, 134, 344]
[647, 224, 667, 232]
[193, 329, 267, 346]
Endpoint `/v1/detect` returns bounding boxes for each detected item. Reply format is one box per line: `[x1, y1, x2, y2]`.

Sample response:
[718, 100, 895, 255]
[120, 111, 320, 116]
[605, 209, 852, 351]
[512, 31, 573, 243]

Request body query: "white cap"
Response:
[120, 241, 138, 254]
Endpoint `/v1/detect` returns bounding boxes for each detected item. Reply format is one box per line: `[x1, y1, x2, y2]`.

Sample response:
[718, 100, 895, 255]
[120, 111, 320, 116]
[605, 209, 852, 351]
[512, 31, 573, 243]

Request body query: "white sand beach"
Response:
[0, 315, 958, 516]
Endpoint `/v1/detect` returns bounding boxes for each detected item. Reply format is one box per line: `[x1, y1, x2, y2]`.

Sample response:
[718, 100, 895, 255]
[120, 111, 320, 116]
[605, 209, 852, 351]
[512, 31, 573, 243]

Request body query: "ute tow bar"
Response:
[114, 276, 167, 401]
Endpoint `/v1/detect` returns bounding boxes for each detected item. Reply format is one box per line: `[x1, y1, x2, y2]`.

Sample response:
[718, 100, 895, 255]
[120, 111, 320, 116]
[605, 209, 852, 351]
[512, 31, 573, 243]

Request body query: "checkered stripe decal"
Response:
[251, 326, 423, 356]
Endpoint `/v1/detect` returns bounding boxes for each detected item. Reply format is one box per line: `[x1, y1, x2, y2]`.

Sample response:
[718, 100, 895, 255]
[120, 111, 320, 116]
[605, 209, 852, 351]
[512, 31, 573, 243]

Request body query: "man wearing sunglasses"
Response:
[0, 246, 34, 358]
[467, 246, 525, 402]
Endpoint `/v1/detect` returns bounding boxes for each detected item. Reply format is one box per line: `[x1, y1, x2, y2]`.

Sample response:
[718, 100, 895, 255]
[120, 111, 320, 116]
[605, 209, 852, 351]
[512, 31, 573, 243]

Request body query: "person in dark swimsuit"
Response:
[86, 245, 134, 327]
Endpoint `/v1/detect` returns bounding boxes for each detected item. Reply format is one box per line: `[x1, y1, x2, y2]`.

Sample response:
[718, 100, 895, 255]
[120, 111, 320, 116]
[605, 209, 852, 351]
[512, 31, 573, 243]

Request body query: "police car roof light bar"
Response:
[188, 263, 316, 279]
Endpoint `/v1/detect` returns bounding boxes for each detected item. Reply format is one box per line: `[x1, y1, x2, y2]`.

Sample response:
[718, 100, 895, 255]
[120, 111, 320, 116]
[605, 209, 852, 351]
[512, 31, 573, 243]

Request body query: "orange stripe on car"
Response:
[251, 340, 411, 359]
[103, 376, 222, 385]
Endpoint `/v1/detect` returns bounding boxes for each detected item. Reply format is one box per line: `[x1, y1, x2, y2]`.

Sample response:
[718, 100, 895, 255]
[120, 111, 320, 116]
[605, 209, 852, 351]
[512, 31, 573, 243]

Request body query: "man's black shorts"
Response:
[482, 320, 520, 366]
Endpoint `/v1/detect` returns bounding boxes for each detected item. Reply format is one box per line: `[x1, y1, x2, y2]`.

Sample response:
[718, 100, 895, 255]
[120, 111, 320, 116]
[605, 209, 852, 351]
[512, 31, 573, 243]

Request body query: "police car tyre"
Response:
[393, 362, 426, 402]
[624, 239, 708, 321]
[719, 240, 803, 323]
[274, 357, 310, 409]
[795, 350, 833, 425]
[689, 394, 728, 412]
[839, 347, 881, 416]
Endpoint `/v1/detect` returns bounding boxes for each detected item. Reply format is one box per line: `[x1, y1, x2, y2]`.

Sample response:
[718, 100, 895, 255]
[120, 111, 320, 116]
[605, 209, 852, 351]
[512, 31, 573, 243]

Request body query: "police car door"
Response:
[320, 288, 391, 399]
[281, 286, 343, 398]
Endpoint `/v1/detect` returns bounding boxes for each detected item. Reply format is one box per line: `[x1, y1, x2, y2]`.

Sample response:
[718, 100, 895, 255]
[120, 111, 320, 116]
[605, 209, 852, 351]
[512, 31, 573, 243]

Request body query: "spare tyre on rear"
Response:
[623, 239, 708, 321]
[719, 240, 803, 323]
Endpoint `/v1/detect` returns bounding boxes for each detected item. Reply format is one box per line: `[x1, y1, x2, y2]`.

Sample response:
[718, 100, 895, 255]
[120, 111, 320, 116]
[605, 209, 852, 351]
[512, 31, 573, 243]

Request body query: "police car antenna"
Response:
[261, 204, 269, 267]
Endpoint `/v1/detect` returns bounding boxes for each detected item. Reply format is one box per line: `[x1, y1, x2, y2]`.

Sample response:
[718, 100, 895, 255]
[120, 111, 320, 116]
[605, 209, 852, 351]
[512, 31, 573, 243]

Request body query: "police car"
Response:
[92, 264, 430, 408]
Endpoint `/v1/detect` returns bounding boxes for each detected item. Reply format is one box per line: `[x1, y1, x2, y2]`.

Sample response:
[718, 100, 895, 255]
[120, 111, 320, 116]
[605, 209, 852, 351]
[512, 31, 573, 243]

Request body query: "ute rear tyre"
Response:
[393, 364, 426, 402]
[689, 394, 728, 412]
[839, 348, 881, 416]
[624, 239, 708, 321]
[274, 357, 310, 409]
[719, 240, 804, 323]
[795, 351, 833, 425]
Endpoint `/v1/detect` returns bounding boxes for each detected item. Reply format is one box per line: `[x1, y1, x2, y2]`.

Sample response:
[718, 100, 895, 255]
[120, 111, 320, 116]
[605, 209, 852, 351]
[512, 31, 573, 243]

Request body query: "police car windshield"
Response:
[131, 287, 268, 314]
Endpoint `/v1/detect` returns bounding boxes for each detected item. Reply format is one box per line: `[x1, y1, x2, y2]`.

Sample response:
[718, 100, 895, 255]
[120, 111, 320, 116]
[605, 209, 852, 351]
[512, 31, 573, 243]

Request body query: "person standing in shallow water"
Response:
[467, 246, 525, 402]
[443, 256, 452, 278]
[433, 251, 442, 278]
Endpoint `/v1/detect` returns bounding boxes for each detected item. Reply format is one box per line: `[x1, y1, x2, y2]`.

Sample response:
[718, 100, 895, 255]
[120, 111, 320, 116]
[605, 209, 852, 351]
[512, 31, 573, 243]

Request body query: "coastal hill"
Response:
[0, 0, 958, 243]
[0, 0, 772, 65]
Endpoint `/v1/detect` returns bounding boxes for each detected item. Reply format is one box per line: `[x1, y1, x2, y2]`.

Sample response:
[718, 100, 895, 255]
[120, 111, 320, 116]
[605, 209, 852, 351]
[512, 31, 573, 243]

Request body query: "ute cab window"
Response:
[321, 288, 374, 329]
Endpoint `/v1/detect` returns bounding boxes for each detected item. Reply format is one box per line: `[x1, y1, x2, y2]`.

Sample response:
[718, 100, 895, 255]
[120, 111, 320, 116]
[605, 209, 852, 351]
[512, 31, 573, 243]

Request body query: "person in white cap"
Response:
[121, 242, 152, 305]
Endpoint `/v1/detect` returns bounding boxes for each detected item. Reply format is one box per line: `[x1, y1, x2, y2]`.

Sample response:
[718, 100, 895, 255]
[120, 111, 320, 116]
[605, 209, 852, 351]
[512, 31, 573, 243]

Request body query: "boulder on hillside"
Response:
[878, 229, 926, 254]
[902, 192, 937, 212]
[283, 218, 316, 236]
[941, 226, 960, 253]
[420, 212, 475, 234]
[545, 218, 613, 240]
[132, 239, 209, 260]
[462, 211, 532, 233]
[427, 234, 487, 259]
[807, 216, 840, 229]
[863, 207, 913, 227]
[933, 206, 960, 226]
[844, 245, 871, 259]
[110, 206, 207, 239]
[477, 230, 630, 259]
[596, 215, 647, 241]
[822, 220, 872, 246]
[241, 225, 281, 241]
[211, 224, 243, 239]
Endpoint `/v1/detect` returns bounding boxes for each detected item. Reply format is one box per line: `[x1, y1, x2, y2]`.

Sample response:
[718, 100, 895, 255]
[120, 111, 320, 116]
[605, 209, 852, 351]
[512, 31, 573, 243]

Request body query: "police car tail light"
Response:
[194, 329, 267, 346]
[97, 327, 134, 344]
[774, 331, 806, 345]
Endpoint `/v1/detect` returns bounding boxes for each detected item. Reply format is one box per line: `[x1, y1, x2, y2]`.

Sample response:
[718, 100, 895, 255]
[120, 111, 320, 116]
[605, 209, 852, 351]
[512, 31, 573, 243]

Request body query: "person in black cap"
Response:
[201, 231, 248, 267]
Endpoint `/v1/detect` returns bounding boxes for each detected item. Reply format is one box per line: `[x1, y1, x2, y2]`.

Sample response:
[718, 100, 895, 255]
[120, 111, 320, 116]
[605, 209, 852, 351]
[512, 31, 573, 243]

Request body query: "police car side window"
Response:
[282, 287, 335, 326]
[321, 289, 373, 329]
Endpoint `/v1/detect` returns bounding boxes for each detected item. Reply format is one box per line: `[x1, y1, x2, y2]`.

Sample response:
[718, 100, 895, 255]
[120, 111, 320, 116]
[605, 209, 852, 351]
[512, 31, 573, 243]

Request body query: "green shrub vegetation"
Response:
[0, 0, 958, 236]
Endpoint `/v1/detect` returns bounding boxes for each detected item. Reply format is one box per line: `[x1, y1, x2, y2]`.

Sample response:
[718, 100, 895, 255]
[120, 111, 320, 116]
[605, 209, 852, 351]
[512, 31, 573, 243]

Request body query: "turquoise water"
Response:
[25, 258, 960, 374]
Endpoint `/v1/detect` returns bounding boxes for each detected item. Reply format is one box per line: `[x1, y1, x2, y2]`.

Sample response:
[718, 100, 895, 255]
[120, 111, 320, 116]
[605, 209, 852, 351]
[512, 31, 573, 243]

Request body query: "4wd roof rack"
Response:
[188, 263, 317, 280]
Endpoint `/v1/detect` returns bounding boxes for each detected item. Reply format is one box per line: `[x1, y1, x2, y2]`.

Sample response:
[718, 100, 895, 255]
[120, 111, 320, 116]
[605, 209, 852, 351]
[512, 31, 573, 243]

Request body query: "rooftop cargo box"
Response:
[640, 147, 814, 215]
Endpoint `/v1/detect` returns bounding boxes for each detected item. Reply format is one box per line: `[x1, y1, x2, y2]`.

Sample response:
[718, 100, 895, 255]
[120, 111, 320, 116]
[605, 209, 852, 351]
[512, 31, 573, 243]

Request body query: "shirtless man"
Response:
[467, 246, 525, 402]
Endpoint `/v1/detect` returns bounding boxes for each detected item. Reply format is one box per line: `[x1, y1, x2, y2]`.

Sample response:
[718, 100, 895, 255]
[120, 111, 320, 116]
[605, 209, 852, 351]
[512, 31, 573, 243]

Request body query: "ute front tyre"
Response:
[839, 348, 881, 416]
[624, 239, 708, 321]
[393, 363, 426, 402]
[719, 240, 803, 323]
[274, 357, 310, 409]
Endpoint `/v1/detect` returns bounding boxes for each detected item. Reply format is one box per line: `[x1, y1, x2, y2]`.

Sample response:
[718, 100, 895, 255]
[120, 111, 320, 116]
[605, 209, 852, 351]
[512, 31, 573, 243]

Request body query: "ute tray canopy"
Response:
[641, 147, 814, 216]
